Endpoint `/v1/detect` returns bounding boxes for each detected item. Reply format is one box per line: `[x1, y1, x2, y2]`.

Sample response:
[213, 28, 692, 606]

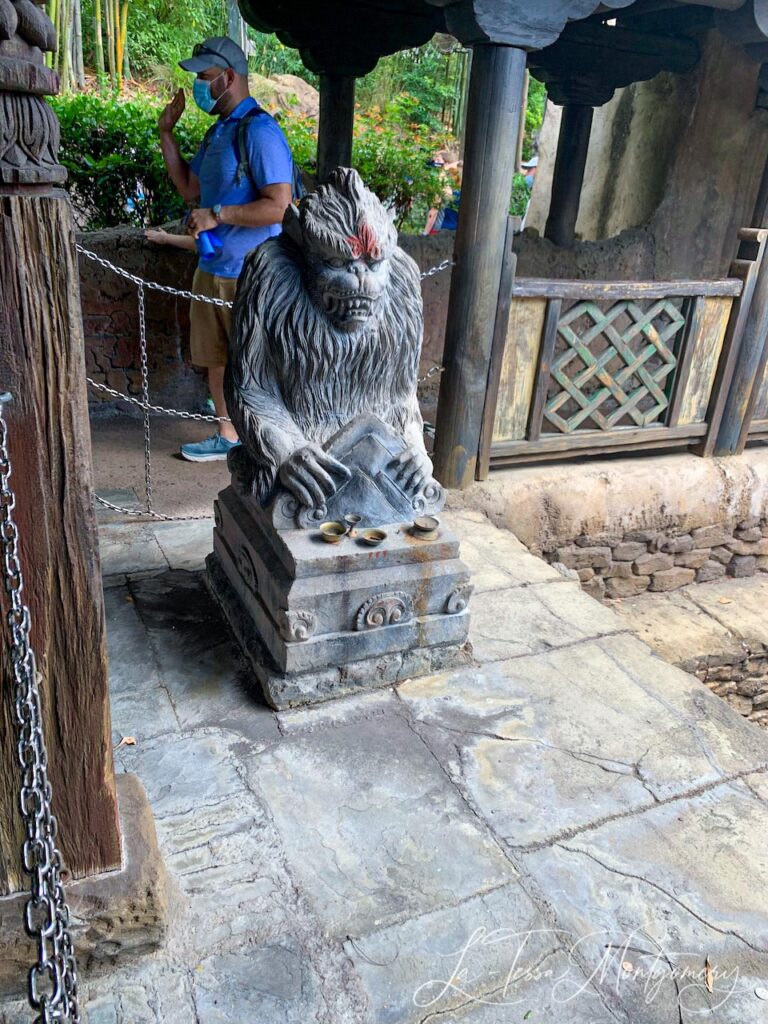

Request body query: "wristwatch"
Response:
[212, 203, 223, 224]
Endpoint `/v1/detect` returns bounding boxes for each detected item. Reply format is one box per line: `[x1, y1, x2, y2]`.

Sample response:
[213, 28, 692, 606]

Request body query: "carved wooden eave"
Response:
[424, 0, 637, 49]
[238, 0, 445, 76]
[528, 22, 700, 107]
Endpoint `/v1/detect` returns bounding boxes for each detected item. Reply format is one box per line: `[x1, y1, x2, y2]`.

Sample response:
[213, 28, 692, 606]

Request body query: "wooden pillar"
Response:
[714, 233, 768, 455]
[432, 43, 528, 490]
[317, 73, 355, 182]
[0, 35, 121, 894]
[544, 103, 594, 249]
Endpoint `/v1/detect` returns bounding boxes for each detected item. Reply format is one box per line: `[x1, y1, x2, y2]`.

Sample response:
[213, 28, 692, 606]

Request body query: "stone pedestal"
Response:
[206, 418, 473, 709]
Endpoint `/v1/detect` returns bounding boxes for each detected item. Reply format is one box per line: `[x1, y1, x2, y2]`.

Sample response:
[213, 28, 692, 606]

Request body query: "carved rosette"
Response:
[412, 479, 446, 516]
[281, 609, 317, 643]
[446, 583, 473, 615]
[237, 545, 257, 590]
[355, 591, 413, 631]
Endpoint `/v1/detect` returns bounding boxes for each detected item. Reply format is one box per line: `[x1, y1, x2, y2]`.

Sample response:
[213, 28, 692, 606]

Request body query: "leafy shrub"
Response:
[49, 92, 209, 228]
[510, 173, 533, 219]
[50, 90, 449, 232]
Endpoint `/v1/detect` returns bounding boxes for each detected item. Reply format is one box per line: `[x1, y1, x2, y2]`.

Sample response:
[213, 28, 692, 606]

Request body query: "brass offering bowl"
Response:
[360, 528, 387, 547]
[319, 521, 347, 543]
[411, 515, 440, 540]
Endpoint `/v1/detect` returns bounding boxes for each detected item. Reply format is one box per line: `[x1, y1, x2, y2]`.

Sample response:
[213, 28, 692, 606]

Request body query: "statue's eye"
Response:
[326, 257, 346, 269]
[368, 259, 383, 270]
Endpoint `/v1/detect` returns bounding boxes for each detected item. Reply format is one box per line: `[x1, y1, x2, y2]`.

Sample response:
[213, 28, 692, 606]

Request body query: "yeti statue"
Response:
[225, 168, 442, 523]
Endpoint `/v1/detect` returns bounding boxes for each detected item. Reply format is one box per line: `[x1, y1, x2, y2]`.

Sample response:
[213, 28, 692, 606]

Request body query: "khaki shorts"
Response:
[189, 268, 238, 367]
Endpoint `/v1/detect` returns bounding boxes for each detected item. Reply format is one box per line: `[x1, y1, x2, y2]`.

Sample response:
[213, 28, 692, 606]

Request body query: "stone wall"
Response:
[688, 646, 768, 729]
[551, 516, 768, 601]
[526, 30, 768, 279]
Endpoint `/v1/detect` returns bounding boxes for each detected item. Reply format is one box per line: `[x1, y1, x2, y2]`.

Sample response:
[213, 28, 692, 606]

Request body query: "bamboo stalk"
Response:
[105, 0, 115, 89]
[93, 0, 105, 84]
[59, 0, 72, 93]
[116, 1, 128, 92]
[73, 0, 84, 89]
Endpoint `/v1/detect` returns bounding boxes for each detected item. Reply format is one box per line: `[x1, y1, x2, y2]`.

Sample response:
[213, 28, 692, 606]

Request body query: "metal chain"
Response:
[137, 284, 153, 513]
[86, 379, 226, 423]
[0, 394, 80, 1024]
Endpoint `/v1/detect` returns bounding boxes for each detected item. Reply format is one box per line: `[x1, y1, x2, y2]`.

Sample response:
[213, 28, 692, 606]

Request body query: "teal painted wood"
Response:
[542, 297, 686, 435]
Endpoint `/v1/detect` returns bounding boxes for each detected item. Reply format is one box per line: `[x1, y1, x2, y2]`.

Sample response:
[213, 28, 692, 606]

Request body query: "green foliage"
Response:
[358, 42, 467, 133]
[49, 93, 209, 228]
[524, 76, 547, 160]
[248, 33, 317, 84]
[510, 173, 533, 219]
[352, 95, 447, 230]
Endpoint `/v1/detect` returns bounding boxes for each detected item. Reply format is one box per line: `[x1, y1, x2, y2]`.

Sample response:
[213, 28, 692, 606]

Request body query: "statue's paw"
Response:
[389, 447, 433, 496]
[278, 445, 351, 510]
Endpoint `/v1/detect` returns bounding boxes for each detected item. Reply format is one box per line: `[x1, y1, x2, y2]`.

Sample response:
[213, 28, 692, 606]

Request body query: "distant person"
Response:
[156, 36, 293, 462]
[521, 155, 539, 187]
[423, 160, 462, 235]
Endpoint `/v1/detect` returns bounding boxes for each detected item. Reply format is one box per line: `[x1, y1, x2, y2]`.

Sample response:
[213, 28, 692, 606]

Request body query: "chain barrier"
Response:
[78, 244, 451, 520]
[0, 394, 81, 1024]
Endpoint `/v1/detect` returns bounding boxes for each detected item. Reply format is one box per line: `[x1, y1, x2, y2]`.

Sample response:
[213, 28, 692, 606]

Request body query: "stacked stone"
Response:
[550, 516, 768, 600]
[685, 644, 768, 728]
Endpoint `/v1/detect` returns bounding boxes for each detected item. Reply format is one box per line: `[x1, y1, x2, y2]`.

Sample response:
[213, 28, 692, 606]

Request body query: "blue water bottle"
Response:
[196, 229, 223, 260]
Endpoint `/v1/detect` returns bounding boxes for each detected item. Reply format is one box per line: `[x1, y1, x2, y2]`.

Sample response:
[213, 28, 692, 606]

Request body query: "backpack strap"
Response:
[235, 106, 306, 202]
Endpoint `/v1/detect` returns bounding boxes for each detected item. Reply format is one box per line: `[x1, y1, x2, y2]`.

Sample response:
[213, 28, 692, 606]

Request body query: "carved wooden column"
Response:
[544, 103, 594, 248]
[317, 73, 355, 182]
[0, 1, 121, 893]
[432, 43, 528, 489]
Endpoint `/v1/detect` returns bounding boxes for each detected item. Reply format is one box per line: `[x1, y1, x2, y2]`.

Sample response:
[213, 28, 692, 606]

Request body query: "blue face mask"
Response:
[193, 71, 226, 115]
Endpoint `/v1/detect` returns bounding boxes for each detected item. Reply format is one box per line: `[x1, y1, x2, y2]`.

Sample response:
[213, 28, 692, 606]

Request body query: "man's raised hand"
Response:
[158, 89, 185, 133]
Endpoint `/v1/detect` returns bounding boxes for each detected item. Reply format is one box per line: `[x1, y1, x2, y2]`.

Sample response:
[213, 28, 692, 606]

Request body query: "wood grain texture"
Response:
[477, 217, 517, 479]
[491, 297, 547, 443]
[676, 296, 732, 426]
[512, 278, 743, 299]
[432, 43, 527, 488]
[0, 193, 120, 894]
[317, 74, 355, 183]
[490, 422, 706, 466]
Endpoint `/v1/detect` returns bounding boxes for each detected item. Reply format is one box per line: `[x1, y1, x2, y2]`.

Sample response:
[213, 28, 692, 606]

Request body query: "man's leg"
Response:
[207, 364, 238, 442]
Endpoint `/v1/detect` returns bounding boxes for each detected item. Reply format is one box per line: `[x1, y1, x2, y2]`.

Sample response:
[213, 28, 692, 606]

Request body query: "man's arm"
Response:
[158, 89, 200, 203]
[187, 182, 291, 236]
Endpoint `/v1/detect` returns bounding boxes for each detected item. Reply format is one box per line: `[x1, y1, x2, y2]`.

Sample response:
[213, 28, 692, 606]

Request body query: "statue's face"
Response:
[309, 252, 391, 333]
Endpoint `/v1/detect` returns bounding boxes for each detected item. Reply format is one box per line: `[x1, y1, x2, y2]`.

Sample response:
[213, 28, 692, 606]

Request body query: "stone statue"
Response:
[209, 167, 469, 709]
[0, 0, 65, 188]
[225, 167, 443, 527]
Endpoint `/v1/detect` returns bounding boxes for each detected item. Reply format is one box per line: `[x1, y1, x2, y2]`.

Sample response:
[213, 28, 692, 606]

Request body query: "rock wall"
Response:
[527, 29, 768, 279]
[551, 516, 768, 601]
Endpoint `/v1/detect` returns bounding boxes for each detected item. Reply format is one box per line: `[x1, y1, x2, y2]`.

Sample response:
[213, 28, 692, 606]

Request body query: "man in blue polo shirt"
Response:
[158, 36, 293, 462]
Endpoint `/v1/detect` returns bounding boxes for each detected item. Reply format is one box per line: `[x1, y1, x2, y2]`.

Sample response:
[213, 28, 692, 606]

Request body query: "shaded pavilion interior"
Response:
[238, 0, 768, 488]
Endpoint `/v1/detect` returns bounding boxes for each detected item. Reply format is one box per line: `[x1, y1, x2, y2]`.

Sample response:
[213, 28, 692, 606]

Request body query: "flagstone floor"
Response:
[2, 508, 768, 1024]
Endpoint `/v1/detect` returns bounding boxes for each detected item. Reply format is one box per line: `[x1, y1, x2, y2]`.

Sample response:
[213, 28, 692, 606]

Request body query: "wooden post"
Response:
[714, 231, 768, 455]
[432, 43, 527, 489]
[544, 103, 594, 248]
[0, 27, 121, 894]
[317, 73, 355, 182]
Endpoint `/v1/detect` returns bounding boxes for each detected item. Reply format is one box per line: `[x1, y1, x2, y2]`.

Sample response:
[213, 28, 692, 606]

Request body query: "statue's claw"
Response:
[279, 444, 351, 509]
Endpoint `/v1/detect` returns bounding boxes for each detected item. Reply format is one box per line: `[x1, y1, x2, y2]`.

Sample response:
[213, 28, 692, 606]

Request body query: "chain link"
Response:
[0, 394, 80, 1024]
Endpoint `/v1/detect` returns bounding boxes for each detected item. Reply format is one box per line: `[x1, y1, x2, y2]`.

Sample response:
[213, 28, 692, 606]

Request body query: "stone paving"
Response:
[3, 509, 768, 1023]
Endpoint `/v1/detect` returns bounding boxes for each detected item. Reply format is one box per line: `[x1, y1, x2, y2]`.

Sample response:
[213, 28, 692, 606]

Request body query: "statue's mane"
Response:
[233, 235, 423, 445]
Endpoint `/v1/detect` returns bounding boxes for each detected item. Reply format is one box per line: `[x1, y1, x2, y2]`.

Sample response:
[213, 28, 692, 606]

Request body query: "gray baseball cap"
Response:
[179, 37, 248, 76]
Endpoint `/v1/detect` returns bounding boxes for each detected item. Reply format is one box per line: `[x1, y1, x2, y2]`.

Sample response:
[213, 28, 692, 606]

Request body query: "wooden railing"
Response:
[477, 228, 768, 476]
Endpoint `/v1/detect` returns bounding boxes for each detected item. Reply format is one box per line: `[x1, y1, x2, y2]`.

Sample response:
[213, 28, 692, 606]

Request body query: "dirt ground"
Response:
[89, 412, 231, 519]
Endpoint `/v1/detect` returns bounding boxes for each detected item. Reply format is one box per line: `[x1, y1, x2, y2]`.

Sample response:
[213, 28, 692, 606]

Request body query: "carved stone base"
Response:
[206, 484, 473, 709]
